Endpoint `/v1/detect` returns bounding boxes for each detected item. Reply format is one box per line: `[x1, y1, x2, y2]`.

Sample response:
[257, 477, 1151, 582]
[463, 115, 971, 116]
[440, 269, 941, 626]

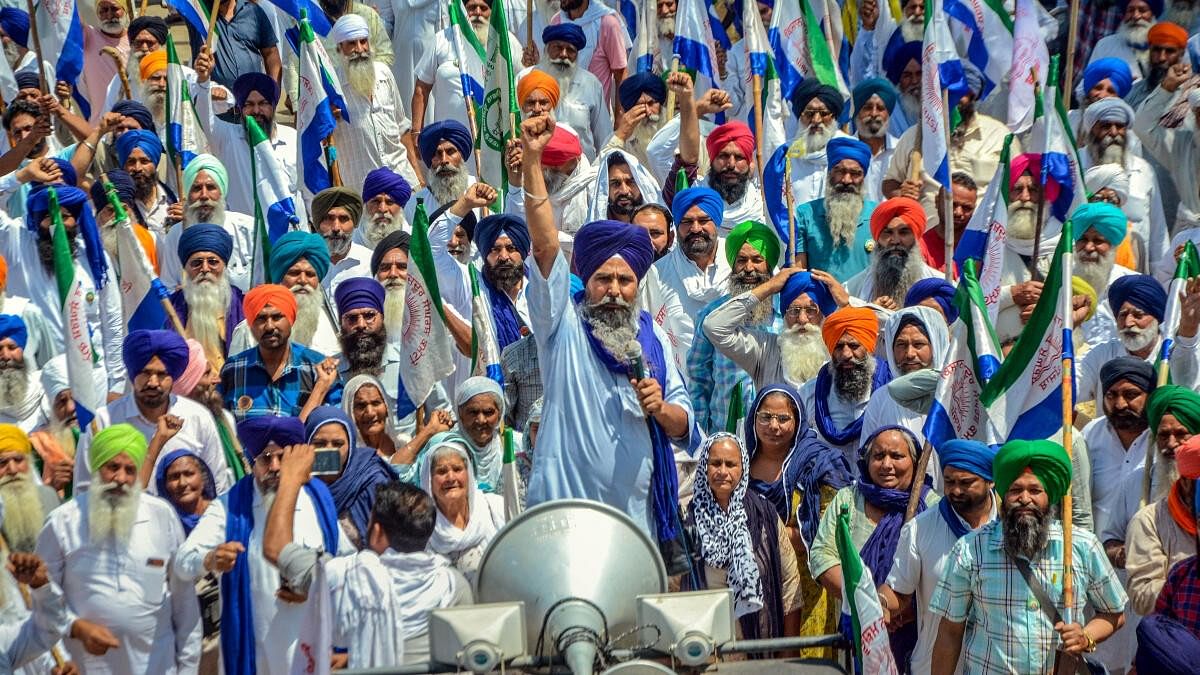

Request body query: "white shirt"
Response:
[652, 243, 730, 361]
[1078, 335, 1200, 406]
[37, 493, 201, 674]
[413, 27, 522, 131]
[174, 485, 354, 675]
[0, 569, 67, 675]
[330, 61, 420, 198]
[1077, 263, 1134, 351]
[158, 211, 258, 292]
[72, 394, 234, 495]
[1085, 418, 1149, 541]
[325, 242, 376, 299]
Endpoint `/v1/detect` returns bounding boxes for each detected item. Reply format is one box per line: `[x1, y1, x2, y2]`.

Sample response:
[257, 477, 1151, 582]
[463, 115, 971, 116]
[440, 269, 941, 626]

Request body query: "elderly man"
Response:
[248, 231, 341, 356]
[687, 221, 780, 433]
[89, 169, 156, 267]
[356, 167, 411, 249]
[879, 440, 998, 675]
[410, 121, 476, 222]
[0, 425, 59, 554]
[509, 125, 590, 233]
[852, 78, 898, 203]
[1087, 358, 1155, 538]
[1089, 0, 1161, 78]
[533, 24, 610, 159]
[222, 285, 342, 422]
[548, 0, 629, 104]
[0, 316, 44, 434]
[310, 187, 371, 297]
[371, 230, 410, 338]
[1079, 57, 1135, 109]
[39, 424, 202, 672]
[175, 415, 353, 674]
[604, 73, 667, 167]
[80, 0, 130, 123]
[517, 69, 561, 123]
[929, 440, 1128, 674]
[1072, 202, 1136, 349]
[0, 8, 32, 73]
[167, 224, 246, 361]
[794, 137, 878, 279]
[1134, 60, 1200, 228]
[73, 329, 233, 496]
[782, 80, 847, 205]
[328, 15, 419, 195]
[653, 187, 730, 359]
[520, 116, 692, 548]
[845, 197, 941, 307]
[0, 501, 70, 675]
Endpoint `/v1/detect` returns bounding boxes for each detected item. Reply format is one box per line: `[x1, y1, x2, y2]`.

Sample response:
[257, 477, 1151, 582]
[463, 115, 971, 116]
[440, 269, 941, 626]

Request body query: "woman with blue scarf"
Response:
[155, 449, 217, 534]
[304, 406, 396, 549]
[808, 425, 938, 672]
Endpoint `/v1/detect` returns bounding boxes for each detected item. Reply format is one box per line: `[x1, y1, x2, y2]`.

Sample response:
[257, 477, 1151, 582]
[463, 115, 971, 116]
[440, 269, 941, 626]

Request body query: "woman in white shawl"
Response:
[418, 437, 507, 583]
[344, 374, 453, 484]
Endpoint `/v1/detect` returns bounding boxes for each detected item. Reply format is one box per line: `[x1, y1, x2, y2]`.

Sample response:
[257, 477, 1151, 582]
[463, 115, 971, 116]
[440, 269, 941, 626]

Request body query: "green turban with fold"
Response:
[89, 423, 149, 472]
[1146, 385, 1200, 435]
[992, 439, 1073, 504]
[725, 220, 781, 270]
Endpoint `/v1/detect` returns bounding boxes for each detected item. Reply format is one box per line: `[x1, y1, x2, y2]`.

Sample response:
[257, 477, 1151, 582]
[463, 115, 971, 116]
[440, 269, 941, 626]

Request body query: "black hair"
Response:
[4, 99, 42, 131]
[950, 171, 977, 191]
[370, 481, 436, 553]
[631, 203, 674, 228]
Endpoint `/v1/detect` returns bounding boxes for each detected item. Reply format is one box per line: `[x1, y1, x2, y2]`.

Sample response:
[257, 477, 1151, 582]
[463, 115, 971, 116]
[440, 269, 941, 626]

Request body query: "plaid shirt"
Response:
[1155, 556, 1200, 633]
[930, 520, 1128, 674]
[501, 334, 542, 432]
[1076, 2, 1124, 80]
[686, 295, 781, 434]
[221, 343, 343, 422]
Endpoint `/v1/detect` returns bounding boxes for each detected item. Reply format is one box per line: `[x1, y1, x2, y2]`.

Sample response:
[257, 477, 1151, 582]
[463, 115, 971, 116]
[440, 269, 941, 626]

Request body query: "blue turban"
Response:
[177, 223, 233, 265]
[269, 231, 331, 284]
[826, 136, 872, 171]
[0, 8, 29, 48]
[542, 23, 586, 50]
[1109, 274, 1167, 322]
[334, 277, 385, 314]
[1100, 356, 1155, 394]
[0, 314, 27, 349]
[361, 167, 412, 207]
[1125, 0, 1165, 17]
[123, 329, 190, 381]
[884, 40, 922, 85]
[89, 169, 136, 213]
[49, 158, 76, 187]
[14, 70, 37, 91]
[236, 415, 305, 462]
[231, 72, 279, 109]
[1136, 615, 1200, 675]
[1083, 58, 1133, 98]
[789, 78, 844, 120]
[671, 186, 725, 224]
[618, 71, 667, 111]
[852, 77, 897, 114]
[417, 120, 472, 168]
[904, 278, 959, 323]
[573, 220, 655, 282]
[112, 100, 156, 135]
[475, 214, 531, 258]
[938, 439, 997, 481]
[780, 271, 837, 316]
[1072, 201, 1127, 246]
[115, 129, 163, 168]
[25, 185, 107, 287]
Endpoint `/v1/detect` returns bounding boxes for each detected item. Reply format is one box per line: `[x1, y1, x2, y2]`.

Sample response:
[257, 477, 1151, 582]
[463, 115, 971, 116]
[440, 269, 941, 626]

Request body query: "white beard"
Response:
[99, 16, 129, 36]
[804, 122, 834, 154]
[429, 164, 470, 205]
[1089, 135, 1127, 167]
[779, 323, 829, 385]
[541, 56, 578, 93]
[1121, 19, 1153, 46]
[1007, 202, 1038, 240]
[101, 220, 119, 260]
[146, 88, 167, 128]
[1119, 319, 1159, 353]
[0, 364, 28, 411]
[345, 55, 376, 99]
[182, 271, 232, 356]
[825, 187, 864, 246]
[291, 284, 326, 347]
[900, 17, 924, 42]
[470, 18, 489, 45]
[364, 209, 408, 248]
[658, 15, 676, 38]
[0, 472, 44, 553]
[383, 283, 406, 337]
[184, 199, 227, 227]
[87, 481, 141, 547]
[899, 93, 920, 124]
[1152, 455, 1180, 502]
[3, 41, 20, 70]
[1074, 248, 1115, 297]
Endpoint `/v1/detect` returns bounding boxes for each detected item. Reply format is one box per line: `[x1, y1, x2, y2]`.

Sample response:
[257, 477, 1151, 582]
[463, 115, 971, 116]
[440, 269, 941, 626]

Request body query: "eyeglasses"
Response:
[801, 107, 834, 121]
[784, 306, 821, 318]
[755, 412, 794, 426]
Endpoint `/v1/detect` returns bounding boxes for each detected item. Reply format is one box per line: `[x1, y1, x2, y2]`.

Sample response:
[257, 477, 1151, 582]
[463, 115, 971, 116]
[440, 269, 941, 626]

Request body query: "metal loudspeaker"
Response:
[429, 602, 527, 674]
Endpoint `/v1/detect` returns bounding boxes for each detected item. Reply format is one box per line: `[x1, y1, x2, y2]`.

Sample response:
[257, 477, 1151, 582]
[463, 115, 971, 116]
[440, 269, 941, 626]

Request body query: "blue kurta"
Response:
[793, 198, 877, 283]
[524, 252, 694, 537]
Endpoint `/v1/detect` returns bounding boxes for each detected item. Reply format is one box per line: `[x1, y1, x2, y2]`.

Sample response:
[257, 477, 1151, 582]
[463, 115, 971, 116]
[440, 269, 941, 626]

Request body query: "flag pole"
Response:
[751, 72, 765, 190]
[906, 441, 933, 521]
[940, 89, 954, 282]
[205, 0, 222, 50]
[1061, 0, 1081, 110]
[324, 137, 342, 187]
[1028, 74, 1047, 282]
[24, 0, 46, 94]
[525, 0, 534, 49]
[664, 56, 681, 120]
[1060, 218, 1076, 626]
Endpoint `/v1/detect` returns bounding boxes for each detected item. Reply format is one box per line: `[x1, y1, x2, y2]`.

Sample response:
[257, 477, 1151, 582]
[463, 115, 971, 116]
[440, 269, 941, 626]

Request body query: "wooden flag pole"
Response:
[205, 0, 223, 50]
[324, 137, 343, 187]
[24, 0, 46, 94]
[1060, 238, 1077, 627]
[1061, 0, 1081, 110]
[525, 0, 534, 50]
[751, 73, 765, 189]
[940, 89, 954, 282]
[664, 56, 681, 120]
[906, 441, 933, 521]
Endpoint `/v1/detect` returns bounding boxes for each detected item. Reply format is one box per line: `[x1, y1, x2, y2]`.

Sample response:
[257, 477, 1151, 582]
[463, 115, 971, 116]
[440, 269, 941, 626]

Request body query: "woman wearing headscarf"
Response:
[681, 433, 802, 642]
[343, 374, 452, 484]
[453, 376, 514, 493]
[418, 435, 507, 583]
[743, 383, 851, 655]
[305, 406, 396, 549]
[809, 425, 938, 672]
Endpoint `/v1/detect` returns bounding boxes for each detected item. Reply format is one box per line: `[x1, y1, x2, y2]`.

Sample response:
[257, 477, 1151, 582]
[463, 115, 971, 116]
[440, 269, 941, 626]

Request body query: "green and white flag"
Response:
[1161, 240, 1200, 367]
[50, 188, 105, 429]
[836, 506, 898, 674]
[166, 34, 203, 190]
[400, 198, 456, 406]
[246, 114, 300, 283]
[477, 0, 519, 211]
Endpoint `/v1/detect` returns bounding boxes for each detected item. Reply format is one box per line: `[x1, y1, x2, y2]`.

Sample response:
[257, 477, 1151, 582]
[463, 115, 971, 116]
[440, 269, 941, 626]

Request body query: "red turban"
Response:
[821, 306, 879, 355]
[243, 284, 297, 323]
[1009, 153, 1062, 203]
[869, 196, 927, 240]
[1149, 22, 1188, 49]
[542, 126, 582, 168]
[705, 121, 755, 163]
[517, 69, 560, 109]
[1176, 435, 1200, 480]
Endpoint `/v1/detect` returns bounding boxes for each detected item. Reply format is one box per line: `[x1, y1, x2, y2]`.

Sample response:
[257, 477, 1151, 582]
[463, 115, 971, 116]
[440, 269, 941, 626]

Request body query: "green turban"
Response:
[1146, 385, 1200, 435]
[992, 439, 1073, 504]
[311, 187, 363, 228]
[182, 153, 228, 197]
[725, 220, 781, 270]
[89, 423, 149, 472]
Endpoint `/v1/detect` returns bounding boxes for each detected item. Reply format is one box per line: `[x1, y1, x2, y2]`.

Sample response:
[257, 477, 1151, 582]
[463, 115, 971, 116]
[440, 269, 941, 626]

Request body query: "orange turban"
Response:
[0, 254, 9, 291]
[870, 196, 927, 240]
[1149, 22, 1188, 49]
[518, 70, 560, 109]
[821, 306, 879, 355]
[139, 49, 167, 82]
[243, 284, 297, 323]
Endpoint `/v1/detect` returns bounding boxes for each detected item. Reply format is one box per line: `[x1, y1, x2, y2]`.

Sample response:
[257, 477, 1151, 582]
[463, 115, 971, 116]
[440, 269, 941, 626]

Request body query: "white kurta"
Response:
[325, 242, 376, 299]
[413, 27, 522, 131]
[1077, 263, 1134, 351]
[652, 243, 730, 361]
[1085, 419, 1149, 541]
[158, 212, 257, 292]
[330, 61, 420, 196]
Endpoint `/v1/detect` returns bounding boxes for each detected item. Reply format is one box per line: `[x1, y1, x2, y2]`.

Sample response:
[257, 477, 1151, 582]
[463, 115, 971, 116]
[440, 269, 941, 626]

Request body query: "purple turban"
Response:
[1136, 614, 1200, 675]
[417, 121, 472, 167]
[236, 415, 305, 462]
[123, 329, 190, 381]
[232, 72, 280, 109]
[177, 223, 233, 265]
[572, 220, 655, 282]
[904, 278, 959, 323]
[0, 314, 27, 349]
[14, 70, 37, 91]
[475, 214, 530, 257]
[671, 186, 724, 224]
[362, 167, 412, 207]
[334, 277, 385, 314]
[112, 100, 156, 134]
[1109, 274, 1166, 322]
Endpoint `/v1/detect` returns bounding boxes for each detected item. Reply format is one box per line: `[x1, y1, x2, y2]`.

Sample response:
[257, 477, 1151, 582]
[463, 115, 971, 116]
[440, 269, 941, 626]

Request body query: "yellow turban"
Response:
[518, 69, 560, 109]
[0, 424, 30, 455]
[139, 49, 167, 82]
[1071, 276, 1098, 322]
[89, 423, 148, 471]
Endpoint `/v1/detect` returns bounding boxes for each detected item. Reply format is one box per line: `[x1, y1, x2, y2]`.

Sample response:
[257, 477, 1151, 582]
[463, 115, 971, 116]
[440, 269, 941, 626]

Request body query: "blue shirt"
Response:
[794, 198, 877, 283]
[189, 0, 277, 89]
[221, 343, 342, 421]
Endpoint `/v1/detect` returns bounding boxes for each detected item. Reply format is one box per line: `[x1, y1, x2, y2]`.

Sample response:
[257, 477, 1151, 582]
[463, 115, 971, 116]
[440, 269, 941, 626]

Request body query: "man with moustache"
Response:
[167, 225, 246, 361]
[175, 415, 352, 675]
[845, 197, 941, 308]
[1128, 22, 1187, 107]
[1089, 0, 1162, 79]
[0, 425, 59, 554]
[929, 440, 1128, 674]
[1071, 203, 1136, 349]
[653, 187, 730, 359]
[851, 78, 898, 203]
[782, 81, 849, 205]
[588, 149, 661, 222]
[39, 424, 202, 672]
[88, 170, 158, 273]
[548, 0, 630, 105]
[605, 73, 668, 170]
[409, 122, 476, 223]
[132, 48, 170, 134]
[532, 24, 610, 159]
[356, 167, 411, 249]
[370, 230, 410, 339]
[0, 316, 46, 434]
[706, 267, 843, 387]
[631, 204, 674, 260]
[688, 221, 781, 433]
[794, 137, 877, 280]
[859, 306, 949, 448]
[923, 172, 977, 273]
[115, 129, 175, 235]
[508, 126, 590, 233]
[853, 0, 923, 127]
[80, 0, 130, 124]
[1086, 359, 1156, 540]
[311, 187, 372, 297]
[161, 154, 257, 292]
[241, 231, 340, 357]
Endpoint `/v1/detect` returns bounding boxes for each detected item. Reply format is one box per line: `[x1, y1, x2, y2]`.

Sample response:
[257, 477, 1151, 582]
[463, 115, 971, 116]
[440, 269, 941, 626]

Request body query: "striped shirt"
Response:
[220, 343, 342, 421]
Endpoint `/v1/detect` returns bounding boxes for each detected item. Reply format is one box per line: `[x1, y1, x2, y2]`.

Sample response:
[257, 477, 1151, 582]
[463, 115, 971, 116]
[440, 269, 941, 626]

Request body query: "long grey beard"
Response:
[779, 324, 829, 385]
[0, 364, 28, 411]
[4, 41, 20, 69]
[184, 200, 226, 227]
[146, 88, 167, 127]
[658, 15, 676, 38]
[1121, 20, 1152, 47]
[899, 93, 920, 125]
[826, 189, 864, 246]
[1074, 248, 1115, 298]
[900, 17, 924, 42]
[183, 272, 232, 355]
[871, 243, 927, 302]
[1089, 136, 1126, 167]
[290, 285, 326, 347]
[1120, 319, 1159, 353]
[345, 55, 376, 99]
[730, 276, 772, 324]
[384, 283, 406, 337]
[831, 355, 875, 402]
[429, 165, 470, 205]
[101, 221, 119, 260]
[579, 297, 639, 358]
[470, 18, 490, 45]
[541, 56, 577, 93]
[1007, 202, 1038, 240]
[1152, 456, 1180, 502]
[364, 210, 408, 249]
[0, 473, 44, 553]
[804, 123, 833, 154]
[88, 481, 141, 547]
[1002, 504, 1052, 561]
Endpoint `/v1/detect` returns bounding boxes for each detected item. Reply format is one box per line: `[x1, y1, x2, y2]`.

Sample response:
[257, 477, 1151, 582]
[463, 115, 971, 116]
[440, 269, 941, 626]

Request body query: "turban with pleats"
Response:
[992, 439, 1072, 503]
[821, 306, 878, 354]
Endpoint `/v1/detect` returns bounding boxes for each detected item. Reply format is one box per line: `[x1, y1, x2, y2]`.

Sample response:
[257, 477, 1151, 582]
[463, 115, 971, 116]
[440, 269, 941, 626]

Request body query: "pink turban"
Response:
[1010, 153, 1062, 204]
[172, 339, 208, 396]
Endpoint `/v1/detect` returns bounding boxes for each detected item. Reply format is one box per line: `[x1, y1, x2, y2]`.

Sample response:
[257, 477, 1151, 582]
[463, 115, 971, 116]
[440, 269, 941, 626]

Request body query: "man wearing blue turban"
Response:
[116, 129, 176, 234]
[850, 78, 897, 202]
[358, 167, 412, 249]
[536, 22, 610, 158]
[518, 116, 693, 556]
[474, 214, 532, 350]
[167, 224, 246, 357]
[0, 313, 45, 430]
[407, 120, 476, 223]
[1087, 0, 1161, 89]
[791, 136, 878, 281]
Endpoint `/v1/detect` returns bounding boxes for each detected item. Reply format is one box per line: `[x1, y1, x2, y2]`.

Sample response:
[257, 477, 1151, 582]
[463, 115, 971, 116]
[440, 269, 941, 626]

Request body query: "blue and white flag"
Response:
[1028, 61, 1086, 235]
[115, 205, 170, 331]
[945, 0, 1013, 104]
[35, 0, 86, 117]
[673, 0, 723, 90]
[954, 135, 1012, 322]
[164, 0, 214, 43]
[449, 0, 486, 104]
[1007, 0, 1049, 133]
[631, 0, 657, 73]
[167, 35, 204, 183]
[920, 0, 966, 189]
[296, 14, 348, 195]
[264, 0, 332, 35]
[468, 266, 504, 385]
[769, 0, 843, 102]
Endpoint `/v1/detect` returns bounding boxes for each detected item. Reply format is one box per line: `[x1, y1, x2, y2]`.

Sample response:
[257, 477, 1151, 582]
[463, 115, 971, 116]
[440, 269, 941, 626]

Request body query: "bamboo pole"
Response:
[906, 441, 932, 521]
[1061, 0, 1081, 110]
[24, 0, 46, 94]
[205, 0, 222, 50]
[663, 56, 681, 120]
[1060, 224, 1076, 626]
[525, 0, 533, 50]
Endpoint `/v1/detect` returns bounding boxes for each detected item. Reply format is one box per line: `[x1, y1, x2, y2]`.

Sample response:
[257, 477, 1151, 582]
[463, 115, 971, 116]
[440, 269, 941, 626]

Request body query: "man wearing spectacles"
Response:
[783, 80, 851, 207]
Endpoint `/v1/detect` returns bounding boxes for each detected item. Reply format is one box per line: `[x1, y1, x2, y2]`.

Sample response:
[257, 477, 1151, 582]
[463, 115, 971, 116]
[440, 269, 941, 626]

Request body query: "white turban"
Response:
[330, 14, 370, 44]
[1085, 163, 1130, 205]
[1082, 97, 1135, 133]
[40, 355, 69, 400]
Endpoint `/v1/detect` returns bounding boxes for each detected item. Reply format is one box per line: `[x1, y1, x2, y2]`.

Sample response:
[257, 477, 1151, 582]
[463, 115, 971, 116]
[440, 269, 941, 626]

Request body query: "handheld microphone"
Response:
[626, 342, 646, 380]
